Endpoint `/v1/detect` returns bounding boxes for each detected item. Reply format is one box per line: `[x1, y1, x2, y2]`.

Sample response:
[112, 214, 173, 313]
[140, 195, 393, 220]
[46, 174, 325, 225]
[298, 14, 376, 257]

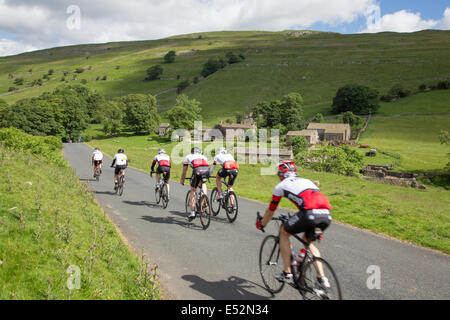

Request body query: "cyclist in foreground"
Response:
[180, 147, 210, 221]
[92, 147, 104, 177]
[256, 161, 332, 288]
[151, 148, 171, 200]
[210, 147, 239, 201]
[110, 149, 128, 191]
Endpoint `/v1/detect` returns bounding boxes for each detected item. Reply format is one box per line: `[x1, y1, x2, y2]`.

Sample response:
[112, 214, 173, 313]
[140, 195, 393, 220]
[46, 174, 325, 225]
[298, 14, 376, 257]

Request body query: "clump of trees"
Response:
[166, 95, 202, 131]
[252, 92, 306, 133]
[332, 84, 379, 115]
[177, 80, 190, 94]
[164, 51, 176, 64]
[146, 65, 163, 81]
[200, 51, 245, 78]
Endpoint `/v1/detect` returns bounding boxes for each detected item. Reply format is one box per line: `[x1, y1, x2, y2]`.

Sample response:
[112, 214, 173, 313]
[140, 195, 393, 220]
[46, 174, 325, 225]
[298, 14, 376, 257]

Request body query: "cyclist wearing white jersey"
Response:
[92, 148, 104, 176]
[110, 149, 128, 190]
[256, 161, 332, 287]
[180, 147, 210, 221]
[210, 147, 239, 200]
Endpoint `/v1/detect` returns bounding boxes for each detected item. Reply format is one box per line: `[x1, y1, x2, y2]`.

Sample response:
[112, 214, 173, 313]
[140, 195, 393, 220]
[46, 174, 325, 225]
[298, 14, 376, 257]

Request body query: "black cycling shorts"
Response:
[114, 165, 127, 175]
[218, 168, 239, 186]
[283, 210, 332, 237]
[156, 166, 171, 183]
[94, 160, 103, 166]
[191, 167, 210, 188]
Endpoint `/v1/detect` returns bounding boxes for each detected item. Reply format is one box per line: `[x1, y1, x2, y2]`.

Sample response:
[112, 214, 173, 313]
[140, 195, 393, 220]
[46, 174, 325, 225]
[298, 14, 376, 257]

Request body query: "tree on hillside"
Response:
[146, 65, 163, 81]
[177, 80, 190, 94]
[342, 111, 362, 128]
[164, 51, 176, 63]
[201, 59, 223, 78]
[116, 94, 160, 134]
[101, 101, 124, 136]
[166, 95, 202, 131]
[226, 52, 241, 64]
[313, 113, 324, 123]
[253, 93, 306, 131]
[332, 84, 379, 115]
[0, 99, 10, 127]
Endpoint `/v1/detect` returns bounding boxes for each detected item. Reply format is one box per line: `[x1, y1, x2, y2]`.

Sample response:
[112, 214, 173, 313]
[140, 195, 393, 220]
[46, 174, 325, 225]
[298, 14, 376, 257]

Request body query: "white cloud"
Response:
[0, 38, 36, 56]
[441, 8, 450, 30]
[0, 0, 378, 56]
[361, 6, 440, 33]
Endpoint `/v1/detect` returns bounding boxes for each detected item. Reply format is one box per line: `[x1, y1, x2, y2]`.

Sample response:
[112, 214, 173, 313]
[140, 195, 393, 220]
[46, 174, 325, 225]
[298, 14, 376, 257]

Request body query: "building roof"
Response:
[219, 123, 255, 129]
[158, 123, 170, 128]
[287, 130, 319, 137]
[234, 147, 293, 156]
[307, 123, 351, 133]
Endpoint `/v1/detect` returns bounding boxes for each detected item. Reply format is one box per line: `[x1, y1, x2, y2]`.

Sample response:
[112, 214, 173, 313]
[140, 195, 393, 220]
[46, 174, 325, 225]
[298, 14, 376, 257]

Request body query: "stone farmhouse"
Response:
[306, 123, 352, 142]
[286, 130, 320, 145]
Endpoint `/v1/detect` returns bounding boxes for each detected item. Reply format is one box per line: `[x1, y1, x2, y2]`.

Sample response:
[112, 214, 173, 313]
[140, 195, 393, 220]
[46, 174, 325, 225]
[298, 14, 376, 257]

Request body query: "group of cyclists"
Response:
[91, 146, 332, 288]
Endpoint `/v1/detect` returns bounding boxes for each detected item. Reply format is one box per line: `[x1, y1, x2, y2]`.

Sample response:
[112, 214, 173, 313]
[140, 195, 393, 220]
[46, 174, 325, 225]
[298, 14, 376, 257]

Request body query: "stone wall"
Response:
[363, 165, 426, 189]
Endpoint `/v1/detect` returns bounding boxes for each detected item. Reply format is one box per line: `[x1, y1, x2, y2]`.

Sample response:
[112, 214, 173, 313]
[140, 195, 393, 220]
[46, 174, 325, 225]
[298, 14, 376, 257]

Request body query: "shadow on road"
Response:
[95, 191, 117, 196]
[141, 215, 204, 231]
[123, 200, 160, 209]
[181, 275, 272, 300]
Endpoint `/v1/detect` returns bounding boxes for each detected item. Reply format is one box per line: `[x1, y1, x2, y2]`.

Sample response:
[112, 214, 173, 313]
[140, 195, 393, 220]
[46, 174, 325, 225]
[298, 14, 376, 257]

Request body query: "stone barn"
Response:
[307, 123, 352, 142]
[286, 130, 320, 145]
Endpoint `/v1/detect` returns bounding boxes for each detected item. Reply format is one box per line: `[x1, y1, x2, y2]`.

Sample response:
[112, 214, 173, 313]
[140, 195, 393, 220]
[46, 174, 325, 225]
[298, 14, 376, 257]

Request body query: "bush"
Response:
[14, 78, 24, 85]
[75, 68, 85, 74]
[201, 59, 223, 78]
[226, 52, 241, 64]
[146, 65, 163, 81]
[48, 69, 54, 75]
[81, 79, 88, 84]
[8, 87, 16, 92]
[177, 80, 190, 94]
[332, 84, 379, 115]
[289, 136, 309, 155]
[313, 113, 324, 123]
[388, 84, 411, 99]
[296, 145, 364, 176]
[418, 84, 428, 92]
[437, 80, 450, 90]
[164, 51, 176, 64]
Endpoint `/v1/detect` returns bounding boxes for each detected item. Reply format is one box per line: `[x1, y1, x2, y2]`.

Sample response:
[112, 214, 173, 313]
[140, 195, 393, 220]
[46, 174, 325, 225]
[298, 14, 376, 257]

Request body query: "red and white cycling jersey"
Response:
[269, 177, 331, 212]
[153, 154, 171, 167]
[184, 154, 210, 169]
[213, 153, 239, 170]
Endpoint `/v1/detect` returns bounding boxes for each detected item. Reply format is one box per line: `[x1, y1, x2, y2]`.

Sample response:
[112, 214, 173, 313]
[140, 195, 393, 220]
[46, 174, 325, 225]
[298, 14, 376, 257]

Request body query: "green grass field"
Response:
[359, 115, 450, 172]
[0, 146, 161, 300]
[378, 90, 450, 115]
[2, 30, 450, 124]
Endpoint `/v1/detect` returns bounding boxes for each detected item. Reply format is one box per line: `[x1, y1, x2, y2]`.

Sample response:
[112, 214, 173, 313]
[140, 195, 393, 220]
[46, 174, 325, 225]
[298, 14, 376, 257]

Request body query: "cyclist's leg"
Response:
[155, 173, 161, 187]
[303, 234, 325, 278]
[280, 227, 293, 274]
[216, 174, 222, 196]
[164, 171, 171, 197]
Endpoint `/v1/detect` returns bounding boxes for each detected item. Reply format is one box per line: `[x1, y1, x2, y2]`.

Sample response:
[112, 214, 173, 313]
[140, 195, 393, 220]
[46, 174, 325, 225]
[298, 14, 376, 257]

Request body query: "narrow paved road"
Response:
[64, 143, 450, 300]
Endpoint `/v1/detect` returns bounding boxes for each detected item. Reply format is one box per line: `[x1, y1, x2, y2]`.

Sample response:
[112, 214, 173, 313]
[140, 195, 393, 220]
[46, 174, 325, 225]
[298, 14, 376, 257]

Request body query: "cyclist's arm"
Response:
[151, 160, 157, 172]
[210, 161, 217, 175]
[180, 164, 189, 184]
[262, 195, 281, 227]
[111, 158, 116, 167]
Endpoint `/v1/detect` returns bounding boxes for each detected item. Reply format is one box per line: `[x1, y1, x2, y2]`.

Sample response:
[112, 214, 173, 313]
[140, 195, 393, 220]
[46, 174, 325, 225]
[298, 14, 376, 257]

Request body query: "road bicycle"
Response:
[257, 212, 342, 300]
[93, 164, 102, 182]
[113, 168, 125, 196]
[210, 177, 238, 223]
[151, 171, 169, 209]
[184, 176, 211, 230]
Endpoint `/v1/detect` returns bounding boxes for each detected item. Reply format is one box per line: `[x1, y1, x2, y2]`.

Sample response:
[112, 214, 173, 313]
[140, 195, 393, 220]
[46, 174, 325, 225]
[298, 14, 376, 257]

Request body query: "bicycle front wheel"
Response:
[199, 195, 211, 230]
[225, 191, 238, 223]
[210, 188, 221, 216]
[185, 191, 191, 216]
[298, 257, 342, 300]
[259, 235, 285, 294]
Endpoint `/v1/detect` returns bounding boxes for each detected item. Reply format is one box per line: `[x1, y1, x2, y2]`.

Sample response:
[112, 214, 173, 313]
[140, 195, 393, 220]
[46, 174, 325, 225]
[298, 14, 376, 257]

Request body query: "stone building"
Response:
[286, 130, 320, 145]
[307, 123, 352, 142]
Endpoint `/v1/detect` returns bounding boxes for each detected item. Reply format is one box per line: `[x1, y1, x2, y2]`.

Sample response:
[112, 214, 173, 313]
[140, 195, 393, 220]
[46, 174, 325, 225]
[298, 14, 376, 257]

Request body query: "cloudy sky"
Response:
[0, 0, 449, 57]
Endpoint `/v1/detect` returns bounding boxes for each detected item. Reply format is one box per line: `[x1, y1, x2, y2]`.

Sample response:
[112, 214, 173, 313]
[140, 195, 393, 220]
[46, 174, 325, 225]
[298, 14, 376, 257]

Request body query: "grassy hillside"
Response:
[1, 30, 450, 124]
[0, 129, 161, 299]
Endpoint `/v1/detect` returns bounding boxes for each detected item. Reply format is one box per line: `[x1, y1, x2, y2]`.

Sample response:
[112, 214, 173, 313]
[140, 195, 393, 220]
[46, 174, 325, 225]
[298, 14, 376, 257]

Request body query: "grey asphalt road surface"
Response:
[64, 143, 450, 300]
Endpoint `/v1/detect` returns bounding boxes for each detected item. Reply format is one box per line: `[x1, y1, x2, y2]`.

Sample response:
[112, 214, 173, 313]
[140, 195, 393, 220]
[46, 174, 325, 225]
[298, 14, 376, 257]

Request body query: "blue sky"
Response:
[0, 0, 449, 56]
[309, 0, 450, 33]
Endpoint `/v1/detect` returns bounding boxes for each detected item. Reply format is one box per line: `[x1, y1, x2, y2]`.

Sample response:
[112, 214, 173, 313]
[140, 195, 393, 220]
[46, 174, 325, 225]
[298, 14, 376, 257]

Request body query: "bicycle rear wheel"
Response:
[118, 174, 124, 196]
[155, 184, 161, 205]
[199, 194, 211, 230]
[259, 235, 285, 294]
[161, 184, 169, 209]
[210, 188, 221, 216]
[225, 191, 238, 223]
[298, 257, 342, 300]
